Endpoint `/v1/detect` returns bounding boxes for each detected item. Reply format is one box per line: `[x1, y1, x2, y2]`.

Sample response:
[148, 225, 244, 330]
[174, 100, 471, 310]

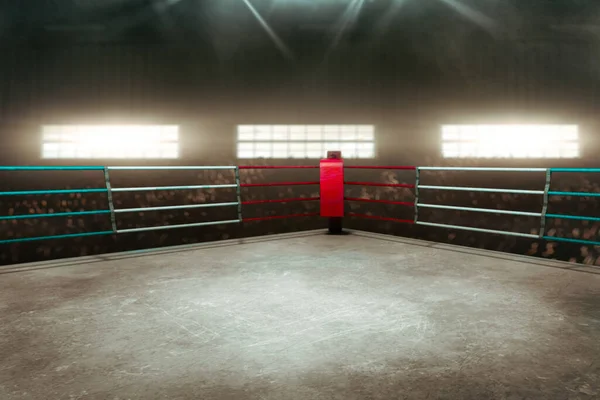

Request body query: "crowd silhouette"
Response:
[0, 158, 598, 267]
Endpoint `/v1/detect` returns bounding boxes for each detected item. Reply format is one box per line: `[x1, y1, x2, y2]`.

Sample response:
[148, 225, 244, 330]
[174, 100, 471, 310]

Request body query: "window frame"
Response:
[440, 124, 580, 159]
[40, 125, 180, 160]
[235, 124, 376, 159]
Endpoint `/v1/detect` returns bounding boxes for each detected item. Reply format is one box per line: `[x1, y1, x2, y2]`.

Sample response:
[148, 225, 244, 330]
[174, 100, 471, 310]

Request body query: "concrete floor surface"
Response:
[1, 230, 599, 400]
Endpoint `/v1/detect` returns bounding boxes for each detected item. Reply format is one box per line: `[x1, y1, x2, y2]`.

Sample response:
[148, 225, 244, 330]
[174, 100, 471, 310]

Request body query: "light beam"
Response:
[241, 0, 296, 61]
[437, 0, 498, 36]
[329, 0, 365, 51]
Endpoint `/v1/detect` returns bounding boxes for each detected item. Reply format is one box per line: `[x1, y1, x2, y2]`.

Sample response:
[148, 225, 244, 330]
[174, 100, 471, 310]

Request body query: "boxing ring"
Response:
[1, 161, 599, 399]
[1, 164, 599, 246]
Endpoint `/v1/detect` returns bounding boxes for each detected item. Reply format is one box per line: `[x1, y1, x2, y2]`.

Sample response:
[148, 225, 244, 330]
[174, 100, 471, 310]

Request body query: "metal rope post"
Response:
[234, 166, 243, 222]
[414, 167, 420, 223]
[103, 167, 118, 233]
[539, 168, 552, 238]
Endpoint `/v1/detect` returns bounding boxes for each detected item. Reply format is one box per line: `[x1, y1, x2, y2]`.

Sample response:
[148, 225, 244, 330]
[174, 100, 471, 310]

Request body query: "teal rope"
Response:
[0, 166, 105, 171]
[0, 231, 114, 245]
[545, 214, 600, 222]
[549, 168, 600, 173]
[0, 210, 111, 221]
[543, 236, 600, 246]
[548, 191, 600, 197]
[0, 188, 108, 196]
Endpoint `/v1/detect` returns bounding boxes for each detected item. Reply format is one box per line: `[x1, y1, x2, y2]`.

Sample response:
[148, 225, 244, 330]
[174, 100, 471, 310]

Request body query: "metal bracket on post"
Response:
[103, 167, 118, 233]
[234, 166, 243, 222]
[539, 168, 552, 238]
[414, 167, 420, 223]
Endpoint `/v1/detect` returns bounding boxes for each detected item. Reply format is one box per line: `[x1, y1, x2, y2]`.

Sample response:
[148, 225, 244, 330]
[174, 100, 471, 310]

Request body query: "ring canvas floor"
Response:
[1, 230, 599, 400]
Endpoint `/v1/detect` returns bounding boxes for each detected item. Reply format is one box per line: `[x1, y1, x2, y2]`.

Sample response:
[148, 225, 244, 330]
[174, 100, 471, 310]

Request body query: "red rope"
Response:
[345, 166, 416, 170]
[239, 165, 414, 170]
[347, 213, 414, 224]
[241, 181, 319, 187]
[345, 181, 415, 188]
[243, 212, 319, 222]
[242, 197, 320, 205]
[344, 197, 414, 207]
[238, 166, 319, 170]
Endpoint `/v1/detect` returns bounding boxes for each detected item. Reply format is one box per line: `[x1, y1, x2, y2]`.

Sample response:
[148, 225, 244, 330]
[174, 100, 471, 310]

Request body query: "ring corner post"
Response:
[103, 167, 118, 234]
[320, 151, 344, 234]
[234, 166, 243, 224]
[414, 167, 420, 224]
[539, 168, 552, 238]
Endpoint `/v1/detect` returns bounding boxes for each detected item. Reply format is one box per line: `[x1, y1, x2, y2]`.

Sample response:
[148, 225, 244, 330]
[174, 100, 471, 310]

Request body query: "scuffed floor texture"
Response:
[1, 230, 599, 400]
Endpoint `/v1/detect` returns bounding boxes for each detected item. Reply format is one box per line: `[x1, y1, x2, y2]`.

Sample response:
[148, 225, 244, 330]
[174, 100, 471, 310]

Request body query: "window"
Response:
[41, 125, 179, 159]
[236, 125, 375, 159]
[441, 125, 579, 158]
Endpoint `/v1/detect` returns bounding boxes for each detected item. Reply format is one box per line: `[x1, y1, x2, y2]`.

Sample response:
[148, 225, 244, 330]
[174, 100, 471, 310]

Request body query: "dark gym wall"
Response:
[1, 1, 600, 165]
